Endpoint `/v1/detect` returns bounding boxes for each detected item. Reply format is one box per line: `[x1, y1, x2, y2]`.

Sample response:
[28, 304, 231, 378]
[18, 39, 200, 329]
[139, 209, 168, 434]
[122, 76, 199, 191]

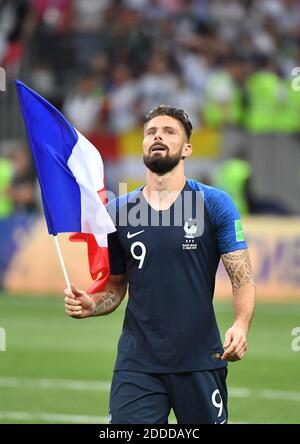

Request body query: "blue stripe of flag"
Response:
[15, 80, 82, 235]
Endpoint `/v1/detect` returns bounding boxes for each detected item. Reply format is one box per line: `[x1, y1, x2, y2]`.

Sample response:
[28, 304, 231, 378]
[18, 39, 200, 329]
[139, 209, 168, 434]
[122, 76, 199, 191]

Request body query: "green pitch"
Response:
[0, 294, 300, 424]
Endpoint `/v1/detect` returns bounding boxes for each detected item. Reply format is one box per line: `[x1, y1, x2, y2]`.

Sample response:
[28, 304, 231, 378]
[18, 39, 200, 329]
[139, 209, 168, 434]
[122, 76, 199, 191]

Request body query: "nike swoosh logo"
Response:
[127, 230, 145, 239]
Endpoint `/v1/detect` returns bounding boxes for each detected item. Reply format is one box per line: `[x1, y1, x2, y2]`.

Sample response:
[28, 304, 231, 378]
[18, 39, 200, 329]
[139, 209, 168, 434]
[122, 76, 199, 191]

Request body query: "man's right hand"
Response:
[64, 284, 96, 319]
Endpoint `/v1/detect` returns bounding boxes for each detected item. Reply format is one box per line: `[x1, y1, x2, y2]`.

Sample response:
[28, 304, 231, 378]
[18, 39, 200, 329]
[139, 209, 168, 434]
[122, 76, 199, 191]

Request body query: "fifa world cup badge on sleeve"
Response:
[0, 327, 6, 351]
[235, 219, 245, 242]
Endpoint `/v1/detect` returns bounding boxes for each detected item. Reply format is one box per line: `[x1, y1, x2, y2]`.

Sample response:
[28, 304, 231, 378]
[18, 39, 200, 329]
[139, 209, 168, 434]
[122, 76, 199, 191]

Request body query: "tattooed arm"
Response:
[220, 249, 256, 361]
[64, 274, 128, 319]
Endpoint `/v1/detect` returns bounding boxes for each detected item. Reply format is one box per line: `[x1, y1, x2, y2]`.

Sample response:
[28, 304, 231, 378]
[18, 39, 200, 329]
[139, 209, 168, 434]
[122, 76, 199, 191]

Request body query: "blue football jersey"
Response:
[106, 179, 247, 373]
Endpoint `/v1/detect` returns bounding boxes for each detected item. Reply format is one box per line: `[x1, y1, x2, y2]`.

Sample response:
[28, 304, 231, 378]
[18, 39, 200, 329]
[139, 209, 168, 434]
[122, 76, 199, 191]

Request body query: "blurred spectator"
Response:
[0, 156, 14, 219]
[72, 0, 110, 31]
[104, 6, 152, 75]
[176, 47, 211, 94]
[90, 53, 110, 86]
[274, 0, 300, 39]
[30, 0, 72, 32]
[30, 0, 73, 82]
[202, 55, 247, 128]
[138, 53, 177, 117]
[71, 0, 111, 69]
[107, 64, 139, 134]
[7, 147, 38, 214]
[63, 71, 106, 134]
[0, 147, 38, 290]
[30, 61, 56, 99]
[276, 75, 300, 132]
[0, 0, 31, 74]
[170, 74, 202, 129]
[213, 148, 292, 215]
[209, 0, 246, 44]
[213, 153, 252, 215]
[244, 55, 281, 132]
[124, 0, 151, 11]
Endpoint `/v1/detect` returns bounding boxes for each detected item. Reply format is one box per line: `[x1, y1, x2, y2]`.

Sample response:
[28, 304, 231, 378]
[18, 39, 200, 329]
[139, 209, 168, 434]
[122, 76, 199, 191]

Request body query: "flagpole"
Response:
[53, 236, 71, 290]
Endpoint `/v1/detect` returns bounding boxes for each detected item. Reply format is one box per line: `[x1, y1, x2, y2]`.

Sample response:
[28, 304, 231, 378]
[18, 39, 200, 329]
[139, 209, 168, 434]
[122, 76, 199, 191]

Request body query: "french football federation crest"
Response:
[184, 218, 197, 238]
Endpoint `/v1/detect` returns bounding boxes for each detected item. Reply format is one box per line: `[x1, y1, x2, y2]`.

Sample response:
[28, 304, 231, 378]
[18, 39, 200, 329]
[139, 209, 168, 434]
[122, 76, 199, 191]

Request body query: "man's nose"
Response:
[154, 133, 163, 141]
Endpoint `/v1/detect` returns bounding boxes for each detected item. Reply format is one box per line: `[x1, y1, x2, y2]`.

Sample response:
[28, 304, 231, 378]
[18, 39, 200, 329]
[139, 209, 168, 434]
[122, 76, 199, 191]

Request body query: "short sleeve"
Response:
[206, 189, 248, 255]
[108, 230, 127, 275]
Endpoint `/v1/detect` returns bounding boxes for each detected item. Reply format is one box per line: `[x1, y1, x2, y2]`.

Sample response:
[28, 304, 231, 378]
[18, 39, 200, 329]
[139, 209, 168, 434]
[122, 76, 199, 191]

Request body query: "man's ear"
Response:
[181, 143, 192, 160]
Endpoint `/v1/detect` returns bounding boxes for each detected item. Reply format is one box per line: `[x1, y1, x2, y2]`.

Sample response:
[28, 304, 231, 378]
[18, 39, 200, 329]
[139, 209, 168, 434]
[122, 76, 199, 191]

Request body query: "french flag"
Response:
[15, 80, 116, 294]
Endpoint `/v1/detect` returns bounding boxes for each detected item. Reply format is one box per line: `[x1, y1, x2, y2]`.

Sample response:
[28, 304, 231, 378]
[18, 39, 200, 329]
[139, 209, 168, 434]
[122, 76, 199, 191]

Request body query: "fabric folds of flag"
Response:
[69, 189, 112, 294]
[15, 80, 116, 294]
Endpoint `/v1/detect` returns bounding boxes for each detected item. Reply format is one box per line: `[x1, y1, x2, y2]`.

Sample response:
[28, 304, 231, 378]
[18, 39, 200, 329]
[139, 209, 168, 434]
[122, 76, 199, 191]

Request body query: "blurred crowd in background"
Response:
[1, 0, 300, 224]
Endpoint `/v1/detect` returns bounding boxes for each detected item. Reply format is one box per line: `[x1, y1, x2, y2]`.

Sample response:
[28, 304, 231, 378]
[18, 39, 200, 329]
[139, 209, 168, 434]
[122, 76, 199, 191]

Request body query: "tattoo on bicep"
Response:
[222, 250, 255, 291]
[94, 291, 119, 315]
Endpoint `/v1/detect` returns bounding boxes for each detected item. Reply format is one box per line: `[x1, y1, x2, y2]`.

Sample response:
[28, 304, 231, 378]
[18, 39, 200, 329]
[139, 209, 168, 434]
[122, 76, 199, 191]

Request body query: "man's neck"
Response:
[145, 164, 186, 193]
[143, 166, 186, 210]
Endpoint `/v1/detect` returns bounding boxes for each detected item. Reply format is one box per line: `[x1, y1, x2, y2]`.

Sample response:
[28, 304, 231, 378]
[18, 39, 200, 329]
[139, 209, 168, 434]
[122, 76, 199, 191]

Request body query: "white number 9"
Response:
[212, 389, 223, 417]
[130, 241, 146, 269]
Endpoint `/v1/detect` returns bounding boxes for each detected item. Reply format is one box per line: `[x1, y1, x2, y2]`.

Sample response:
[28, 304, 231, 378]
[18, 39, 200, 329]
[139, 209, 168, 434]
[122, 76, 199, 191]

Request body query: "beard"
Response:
[143, 148, 183, 175]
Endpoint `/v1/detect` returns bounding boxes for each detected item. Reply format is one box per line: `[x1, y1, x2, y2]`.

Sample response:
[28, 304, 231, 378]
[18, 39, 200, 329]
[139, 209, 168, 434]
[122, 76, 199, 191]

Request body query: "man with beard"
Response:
[64, 105, 256, 424]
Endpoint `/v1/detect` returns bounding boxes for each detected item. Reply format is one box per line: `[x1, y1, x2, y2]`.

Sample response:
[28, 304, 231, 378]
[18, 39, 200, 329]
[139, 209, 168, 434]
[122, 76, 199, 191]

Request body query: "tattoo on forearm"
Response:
[222, 249, 255, 291]
[94, 291, 119, 315]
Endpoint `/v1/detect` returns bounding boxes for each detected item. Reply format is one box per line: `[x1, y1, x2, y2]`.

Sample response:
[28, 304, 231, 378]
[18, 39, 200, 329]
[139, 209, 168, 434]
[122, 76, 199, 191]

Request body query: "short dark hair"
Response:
[144, 105, 193, 141]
